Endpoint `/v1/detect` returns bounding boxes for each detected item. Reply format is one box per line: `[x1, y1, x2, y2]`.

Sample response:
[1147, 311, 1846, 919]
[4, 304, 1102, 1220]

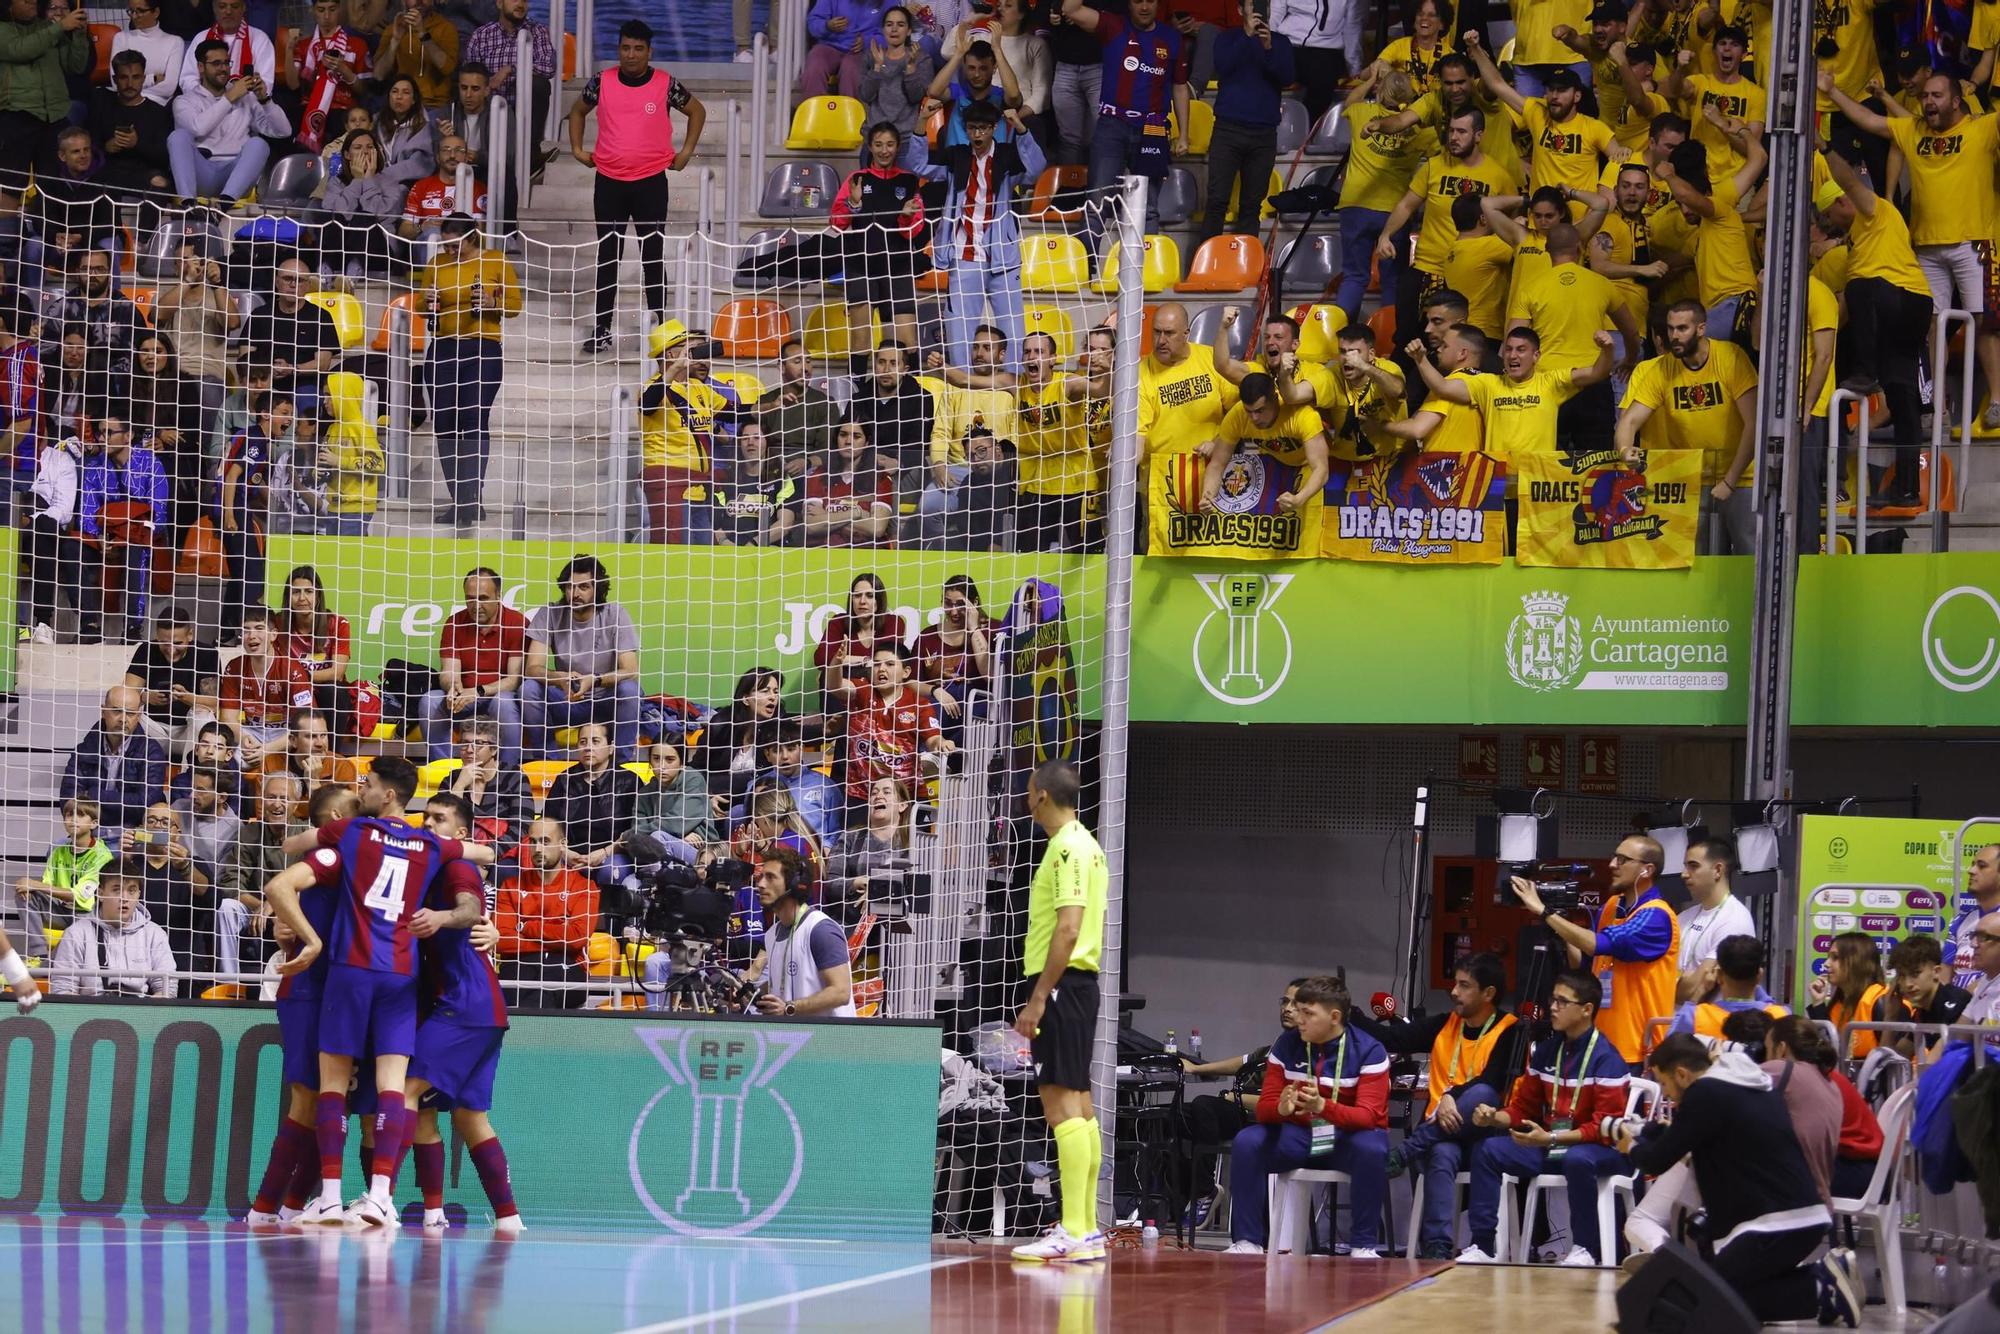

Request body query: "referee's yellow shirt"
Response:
[1024, 820, 1107, 977]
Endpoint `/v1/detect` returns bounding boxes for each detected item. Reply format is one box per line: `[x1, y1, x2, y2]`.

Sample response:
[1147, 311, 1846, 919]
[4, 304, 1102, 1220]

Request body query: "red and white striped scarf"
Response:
[207, 21, 255, 76]
[296, 26, 360, 151]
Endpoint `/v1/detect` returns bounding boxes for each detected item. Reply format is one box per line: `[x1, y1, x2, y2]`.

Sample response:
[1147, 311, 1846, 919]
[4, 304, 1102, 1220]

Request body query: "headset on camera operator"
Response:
[1350, 952, 1528, 1261]
[1511, 834, 1679, 1064]
[740, 846, 854, 1018]
[1462, 970, 1630, 1266]
[1619, 1034, 1862, 1327]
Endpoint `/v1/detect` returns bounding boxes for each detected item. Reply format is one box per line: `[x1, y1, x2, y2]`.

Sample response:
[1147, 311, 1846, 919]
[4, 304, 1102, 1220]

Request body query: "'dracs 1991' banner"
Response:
[1514, 447, 1702, 569]
[1319, 450, 1507, 564]
[1148, 450, 1324, 559]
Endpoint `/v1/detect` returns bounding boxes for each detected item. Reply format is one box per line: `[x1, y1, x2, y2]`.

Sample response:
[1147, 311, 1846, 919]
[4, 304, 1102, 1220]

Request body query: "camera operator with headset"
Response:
[1617, 1033, 1863, 1327]
[1509, 833, 1680, 1065]
[740, 846, 855, 1018]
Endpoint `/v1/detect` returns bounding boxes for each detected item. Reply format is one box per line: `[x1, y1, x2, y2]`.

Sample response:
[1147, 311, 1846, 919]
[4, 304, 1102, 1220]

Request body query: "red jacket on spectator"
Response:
[438, 604, 529, 690]
[220, 652, 314, 729]
[1502, 1028, 1632, 1145]
[1830, 1070, 1885, 1160]
[843, 684, 940, 799]
[493, 867, 598, 958]
[1253, 1024, 1390, 1131]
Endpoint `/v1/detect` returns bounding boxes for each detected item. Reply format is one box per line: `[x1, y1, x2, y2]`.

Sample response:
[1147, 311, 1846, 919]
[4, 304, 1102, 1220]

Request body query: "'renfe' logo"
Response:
[628, 1026, 811, 1236]
[1506, 589, 1584, 691]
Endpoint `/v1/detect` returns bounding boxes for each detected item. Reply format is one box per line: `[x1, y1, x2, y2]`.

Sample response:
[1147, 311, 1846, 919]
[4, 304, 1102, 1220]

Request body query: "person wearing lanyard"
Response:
[1463, 970, 1632, 1265]
[1352, 953, 1529, 1259]
[1674, 835, 1755, 1002]
[1222, 973, 1391, 1257]
[1510, 833, 1679, 1065]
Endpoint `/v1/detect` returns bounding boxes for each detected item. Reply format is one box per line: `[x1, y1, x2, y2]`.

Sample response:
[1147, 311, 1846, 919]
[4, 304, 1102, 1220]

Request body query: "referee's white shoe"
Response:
[1011, 1225, 1107, 1264]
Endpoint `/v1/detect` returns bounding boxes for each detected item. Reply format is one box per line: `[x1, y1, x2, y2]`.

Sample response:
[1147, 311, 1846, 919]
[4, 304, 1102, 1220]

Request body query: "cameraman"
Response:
[1511, 834, 1679, 1064]
[741, 847, 854, 1018]
[1618, 1035, 1862, 1327]
[1462, 971, 1630, 1266]
[1352, 953, 1528, 1260]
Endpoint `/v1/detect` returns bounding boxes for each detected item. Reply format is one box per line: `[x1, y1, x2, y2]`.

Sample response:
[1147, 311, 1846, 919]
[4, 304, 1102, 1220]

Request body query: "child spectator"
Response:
[828, 123, 929, 355]
[728, 719, 843, 839]
[856, 8, 935, 153]
[49, 860, 177, 998]
[219, 609, 315, 766]
[14, 797, 113, 950]
[315, 371, 385, 535]
[214, 393, 292, 640]
[841, 645, 954, 823]
[628, 738, 717, 869]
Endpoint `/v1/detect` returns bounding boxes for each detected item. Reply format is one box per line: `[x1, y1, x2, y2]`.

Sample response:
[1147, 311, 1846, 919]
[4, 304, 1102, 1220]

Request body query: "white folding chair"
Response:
[1269, 1167, 1350, 1256]
[1831, 1082, 1915, 1315]
[1512, 1077, 1660, 1265]
[1404, 1169, 1473, 1258]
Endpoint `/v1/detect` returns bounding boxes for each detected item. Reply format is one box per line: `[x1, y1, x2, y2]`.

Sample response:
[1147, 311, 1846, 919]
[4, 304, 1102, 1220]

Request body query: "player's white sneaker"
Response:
[421, 1209, 449, 1231]
[1223, 1240, 1264, 1255]
[344, 1195, 400, 1229]
[1455, 1245, 1501, 1264]
[244, 1210, 281, 1226]
[1557, 1245, 1598, 1267]
[1011, 1225, 1099, 1264]
[493, 1214, 525, 1236]
[296, 1197, 347, 1227]
[1348, 1247, 1383, 1260]
[277, 1204, 305, 1224]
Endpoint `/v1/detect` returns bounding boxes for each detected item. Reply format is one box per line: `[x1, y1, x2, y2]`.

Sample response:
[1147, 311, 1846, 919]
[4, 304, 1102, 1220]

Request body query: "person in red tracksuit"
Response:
[1463, 969, 1632, 1265]
[1225, 974, 1391, 1256]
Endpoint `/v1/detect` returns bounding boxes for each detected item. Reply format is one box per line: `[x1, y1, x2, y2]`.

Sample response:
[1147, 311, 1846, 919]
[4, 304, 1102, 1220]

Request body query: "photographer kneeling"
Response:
[1618, 1034, 1862, 1326]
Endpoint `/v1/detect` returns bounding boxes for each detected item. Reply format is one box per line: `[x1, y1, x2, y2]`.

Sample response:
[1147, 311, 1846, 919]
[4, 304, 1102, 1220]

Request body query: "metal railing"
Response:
[750, 32, 770, 189]
[1828, 386, 1867, 554]
[487, 92, 511, 248]
[724, 98, 743, 244]
[772, 0, 805, 147]
[514, 25, 536, 213]
[1930, 309, 1977, 551]
[383, 299, 415, 499]
[576, 0, 595, 86]
[546, 0, 567, 142]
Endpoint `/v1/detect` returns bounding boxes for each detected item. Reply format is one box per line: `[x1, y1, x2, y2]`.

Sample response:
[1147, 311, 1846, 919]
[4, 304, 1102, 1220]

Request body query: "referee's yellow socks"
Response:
[1053, 1117, 1099, 1238]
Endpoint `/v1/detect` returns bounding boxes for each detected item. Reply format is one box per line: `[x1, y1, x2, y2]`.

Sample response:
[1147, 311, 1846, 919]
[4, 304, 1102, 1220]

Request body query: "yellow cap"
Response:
[648, 319, 691, 358]
[1813, 179, 1844, 211]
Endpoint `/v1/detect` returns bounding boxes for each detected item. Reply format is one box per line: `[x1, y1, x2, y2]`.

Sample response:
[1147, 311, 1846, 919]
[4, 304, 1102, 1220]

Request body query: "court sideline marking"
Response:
[614, 1255, 976, 1333]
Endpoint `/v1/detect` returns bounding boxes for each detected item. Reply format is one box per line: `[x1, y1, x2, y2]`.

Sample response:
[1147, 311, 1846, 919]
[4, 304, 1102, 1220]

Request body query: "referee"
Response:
[1010, 759, 1109, 1264]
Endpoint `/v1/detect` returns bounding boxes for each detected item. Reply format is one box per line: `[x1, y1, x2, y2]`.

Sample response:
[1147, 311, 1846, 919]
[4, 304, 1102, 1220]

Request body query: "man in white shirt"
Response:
[1676, 836, 1755, 1002]
[176, 0, 276, 97]
[1964, 909, 2000, 1025]
[111, 0, 185, 106]
[170, 39, 292, 205]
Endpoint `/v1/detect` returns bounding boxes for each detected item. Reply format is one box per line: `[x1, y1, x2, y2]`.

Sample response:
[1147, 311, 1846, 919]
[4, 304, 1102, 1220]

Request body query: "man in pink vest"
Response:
[567, 19, 706, 356]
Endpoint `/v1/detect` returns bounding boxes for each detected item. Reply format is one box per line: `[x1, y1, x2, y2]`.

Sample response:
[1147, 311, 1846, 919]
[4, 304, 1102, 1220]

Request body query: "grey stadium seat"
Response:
[1272, 233, 1338, 296]
[1154, 168, 1200, 226]
[758, 162, 842, 219]
[1188, 304, 1250, 359]
[1275, 98, 1312, 156]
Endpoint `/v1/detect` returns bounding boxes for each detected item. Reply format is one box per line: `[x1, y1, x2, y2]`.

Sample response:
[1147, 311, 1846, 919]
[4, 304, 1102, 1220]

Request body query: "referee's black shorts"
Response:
[1031, 968, 1100, 1091]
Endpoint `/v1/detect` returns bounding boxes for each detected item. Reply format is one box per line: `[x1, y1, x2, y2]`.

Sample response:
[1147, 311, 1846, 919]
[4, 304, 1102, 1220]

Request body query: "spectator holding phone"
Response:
[171, 38, 290, 207]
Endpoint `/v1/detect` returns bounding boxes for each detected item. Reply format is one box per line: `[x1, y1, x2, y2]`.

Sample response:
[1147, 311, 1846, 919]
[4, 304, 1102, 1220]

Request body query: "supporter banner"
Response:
[264, 539, 1105, 719]
[1319, 450, 1507, 565]
[1147, 450, 1323, 560]
[1514, 448, 1702, 569]
[1130, 556, 1753, 723]
[0, 1001, 939, 1238]
[1791, 815, 2000, 1010]
[1792, 553, 2000, 728]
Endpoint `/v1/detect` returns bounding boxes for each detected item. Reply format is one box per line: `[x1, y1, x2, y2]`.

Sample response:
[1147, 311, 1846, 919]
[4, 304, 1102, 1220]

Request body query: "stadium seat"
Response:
[1092, 233, 1180, 294]
[786, 95, 867, 151]
[372, 292, 430, 353]
[621, 761, 655, 784]
[128, 287, 156, 326]
[201, 983, 246, 1001]
[1368, 304, 1396, 355]
[262, 153, 324, 208]
[348, 755, 374, 777]
[923, 104, 944, 147]
[1188, 304, 1250, 359]
[1023, 304, 1076, 358]
[137, 215, 191, 280]
[714, 369, 766, 401]
[1306, 104, 1349, 156]
[1223, 168, 1287, 223]
[416, 758, 462, 800]
[1271, 234, 1339, 297]
[1275, 97, 1312, 154]
[713, 298, 793, 358]
[584, 932, 624, 977]
[802, 301, 882, 360]
[522, 759, 573, 802]
[734, 227, 796, 290]
[757, 161, 842, 218]
[89, 23, 116, 81]
[1294, 303, 1350, 362]
[563, 31, 577, 78]
[305, 290, 365, 351]
[1155, 167, 1200, 226]
[1022, 234, 1090, 293]
[1276, 164, 1341, 221]
[1176, 234, 1265, 293]
[1872, 451, 1956, 516]
[913, 373, 947, 401]
[1168, 99, 1215, 154]
[115, 224, 137, 275]
[1028, 165, 1092, 222]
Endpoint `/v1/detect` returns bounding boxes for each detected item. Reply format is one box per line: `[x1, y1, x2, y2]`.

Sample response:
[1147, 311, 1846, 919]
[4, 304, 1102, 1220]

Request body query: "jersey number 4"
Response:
[361, 857, 411, 923]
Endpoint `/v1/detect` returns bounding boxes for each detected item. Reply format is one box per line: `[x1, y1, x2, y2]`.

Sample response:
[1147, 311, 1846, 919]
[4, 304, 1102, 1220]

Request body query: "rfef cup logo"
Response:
[1191, 571, 1295, 706]
[1506, 590, 1584, 692]
[628, 1026, 811, 1236]
[1921, 585, 2000, 694]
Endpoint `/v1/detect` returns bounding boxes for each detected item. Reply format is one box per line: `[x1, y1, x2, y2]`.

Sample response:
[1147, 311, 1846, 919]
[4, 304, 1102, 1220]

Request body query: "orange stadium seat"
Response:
[1028, 165, 1091, 223]
[522, 760, 572, 802]
[1176, 234, 1265, 293]
[90, 23, 117, 81]
[563, 32, 577, 79]
[372, 293, 429, 353]
[1872, 452, 1956, 517]
[713, 299, 793, 358]
[128, 287, 156, 326]
[1368, 304, 1397, 356]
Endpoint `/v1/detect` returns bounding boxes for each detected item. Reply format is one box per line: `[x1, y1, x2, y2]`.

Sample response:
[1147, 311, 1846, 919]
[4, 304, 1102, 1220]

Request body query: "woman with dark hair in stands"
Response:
[374, 74, 436, 190]
[279, 564, 355, 737]
[912, 573, 990, 745]
[319, 129, 406, 276]
[828, 121, 928, 357]
[814, 571, 906, 714]
[127, 331, 207, 548]
[694, 665, 788, 817]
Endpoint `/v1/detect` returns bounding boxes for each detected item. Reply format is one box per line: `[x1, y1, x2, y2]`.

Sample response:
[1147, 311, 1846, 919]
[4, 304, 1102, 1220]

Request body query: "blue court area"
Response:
[0, 1220, 965, 1334]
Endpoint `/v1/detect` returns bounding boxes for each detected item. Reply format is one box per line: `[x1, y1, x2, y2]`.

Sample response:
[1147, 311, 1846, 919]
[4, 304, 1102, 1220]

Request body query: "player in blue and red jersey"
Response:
[261, 757, 494, 1227]
[389, 792, 523, 1232]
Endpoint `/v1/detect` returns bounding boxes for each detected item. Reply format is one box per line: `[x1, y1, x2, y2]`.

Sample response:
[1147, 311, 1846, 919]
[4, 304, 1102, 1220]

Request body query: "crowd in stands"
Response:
[14, 555, 995, 1004]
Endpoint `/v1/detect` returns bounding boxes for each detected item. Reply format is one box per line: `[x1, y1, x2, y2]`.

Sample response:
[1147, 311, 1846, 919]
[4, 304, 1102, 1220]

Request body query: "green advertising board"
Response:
[1128, 555, 1754, 725]
[1791, 814, 2000, 1010]
[1793, 553, 2000, 728]
[265, 538, 1105, 718]
[0, 1002, 939, 1238]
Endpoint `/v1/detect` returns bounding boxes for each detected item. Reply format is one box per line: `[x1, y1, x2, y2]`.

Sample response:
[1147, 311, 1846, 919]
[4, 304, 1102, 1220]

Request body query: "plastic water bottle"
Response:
[1189, 1028, 1204, 1061]
[1164, 1030, 1178, 1056]
[1142, 1220, 1160, 1246]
